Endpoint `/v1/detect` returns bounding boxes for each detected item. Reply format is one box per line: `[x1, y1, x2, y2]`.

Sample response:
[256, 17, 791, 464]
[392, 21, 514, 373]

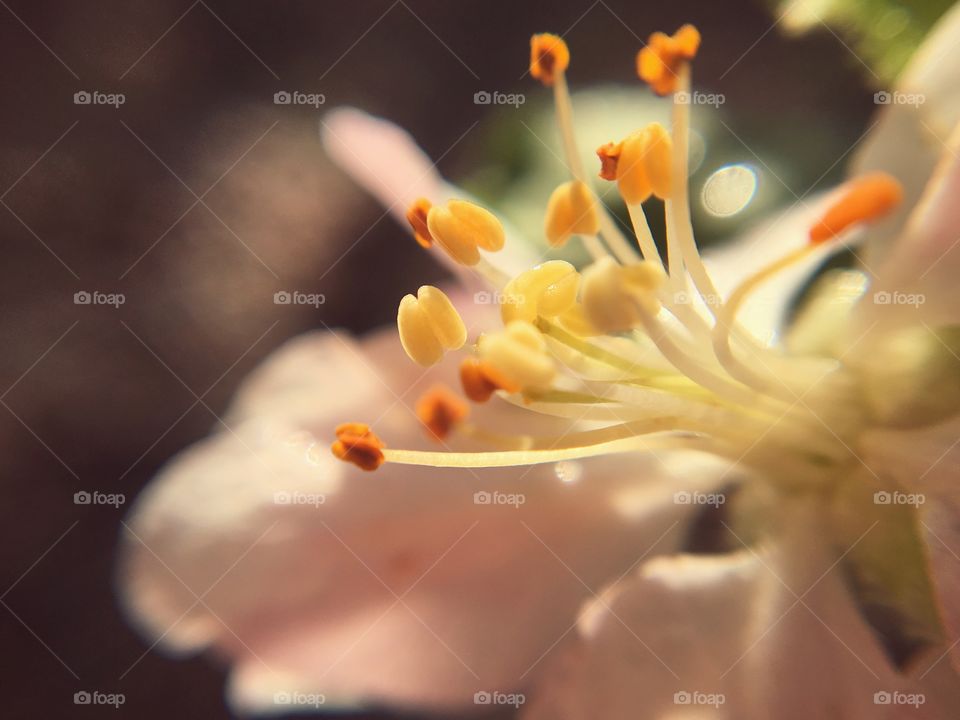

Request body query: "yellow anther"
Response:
[405, 198, 433, 248]
[426, 199, 505, 266]
[636, 24, 701, 96]
[501, 261, 580, 324]
[544, 180, 599, 247]
[397, 285, 467, 366]
[597, 124, 672, 205]
[530, 33, 570, 87]
[478, 320, 555, 390]
[581, 257, 665, 333]
[556, 302, 601, 337]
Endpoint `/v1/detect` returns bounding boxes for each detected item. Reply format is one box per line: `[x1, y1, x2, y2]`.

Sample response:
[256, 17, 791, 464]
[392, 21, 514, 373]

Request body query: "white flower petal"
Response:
[852, 125, 960, 334]
[851, 2, 960, 265]
[523, 503, 945, 720]
[120, 328, 730, 712]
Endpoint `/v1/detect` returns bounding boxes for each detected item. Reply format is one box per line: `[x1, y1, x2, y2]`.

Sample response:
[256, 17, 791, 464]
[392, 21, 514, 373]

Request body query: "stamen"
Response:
[664, 63, 708, 294]
[711, 246, 818, 397]
[596, 129, 669, 266]
[581, 256, 664, 333]
[808, 172, 903, 244]
[710, 173, 903, 395]
[460, 358, 521, 402]
[331, 422, 386, 471]
[478, 320, 556, 390]
[416, 384, 469, 441]
[382, 431, 717, 468]
[405, 197, 433, 248]
[501, 260, 579, 324]
[530, 33, 570, 87]
[426, 199, 505, 266]
[636, 24, 700, 96]
[600, 124, 673, 205]
[544, 180, 600, 247]
[533, 33, 639, 263]
[397, 285, 467, 366]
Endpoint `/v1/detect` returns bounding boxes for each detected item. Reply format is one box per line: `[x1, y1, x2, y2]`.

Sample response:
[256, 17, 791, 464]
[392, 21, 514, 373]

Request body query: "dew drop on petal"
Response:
[554, 460, 582, 483]
[701, 163, 758, 217]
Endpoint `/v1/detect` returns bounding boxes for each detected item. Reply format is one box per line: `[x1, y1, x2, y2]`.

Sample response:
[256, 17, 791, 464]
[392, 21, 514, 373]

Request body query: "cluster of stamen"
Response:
[334, 25, 904, 473]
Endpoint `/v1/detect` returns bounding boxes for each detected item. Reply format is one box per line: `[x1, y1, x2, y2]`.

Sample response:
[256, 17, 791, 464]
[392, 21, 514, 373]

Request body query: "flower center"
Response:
[332, 26, 903, 486]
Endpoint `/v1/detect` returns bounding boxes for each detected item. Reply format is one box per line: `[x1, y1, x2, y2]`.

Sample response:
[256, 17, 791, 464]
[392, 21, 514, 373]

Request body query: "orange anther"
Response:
[459, 358, 521, 403]
[405, 198, 433, 248]
[596, 142, 621, 181]
[809, 173, 903, 245]
[331, 422, 386, 471]
[530, 33, 570, 87]
[415, 384, 469, 441]
[636, 24, 701, 96]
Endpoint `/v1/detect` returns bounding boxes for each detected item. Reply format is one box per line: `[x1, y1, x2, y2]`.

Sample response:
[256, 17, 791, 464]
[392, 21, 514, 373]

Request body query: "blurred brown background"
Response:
[0, 0, 877, 717]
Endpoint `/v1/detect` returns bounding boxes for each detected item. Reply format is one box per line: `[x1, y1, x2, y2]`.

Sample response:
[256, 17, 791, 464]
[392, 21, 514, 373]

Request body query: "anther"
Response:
[416, 385, 469, 441]
[405, 198, 433, 248]
[637, 24, 701, 96]
[397, 285, 467, 366]
[530, 33, 570, 87]
[581, 257, 665, 333]
[597, 124, 672, 205]
[426, 199, 506, 266]
[460, 358, 521, 403]
[545, 180, 600, 247]
[478, 320, 556, 390]
[331, 422, 385, 471]
[501, 260, 580, 325]
[808, 172, 903, 245]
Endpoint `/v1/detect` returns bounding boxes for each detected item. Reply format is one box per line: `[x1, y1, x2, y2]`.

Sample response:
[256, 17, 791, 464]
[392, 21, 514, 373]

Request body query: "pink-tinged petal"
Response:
[860, 414, 960, 677]
[321, 107, 540, 283]
[853, 125, 960, 334]
[321, 107, 452, 222]
[119, 328, 731, 713]
[523, 503, 952, 720]
[852, 2, 960, 264]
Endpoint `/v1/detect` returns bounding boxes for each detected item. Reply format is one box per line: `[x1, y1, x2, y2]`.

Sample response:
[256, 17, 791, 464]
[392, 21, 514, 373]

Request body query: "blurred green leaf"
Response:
[762, 0, 955, 82]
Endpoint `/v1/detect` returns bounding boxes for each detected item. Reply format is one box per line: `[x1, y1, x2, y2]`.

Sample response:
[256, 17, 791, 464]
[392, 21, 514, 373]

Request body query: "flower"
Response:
[119, 10, 960, 719]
